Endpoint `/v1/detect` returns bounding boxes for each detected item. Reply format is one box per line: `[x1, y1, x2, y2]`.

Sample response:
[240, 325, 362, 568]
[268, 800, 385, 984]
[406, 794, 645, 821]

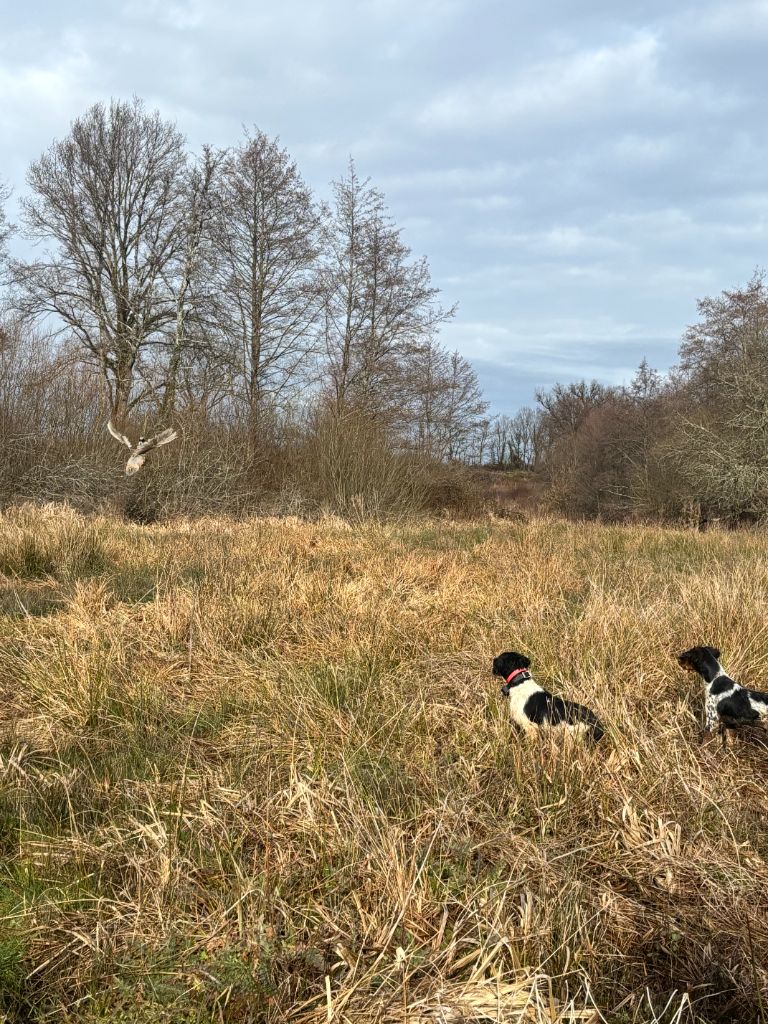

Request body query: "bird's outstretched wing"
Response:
[136, 428, 178, 454]
[107, 420, 132, 449]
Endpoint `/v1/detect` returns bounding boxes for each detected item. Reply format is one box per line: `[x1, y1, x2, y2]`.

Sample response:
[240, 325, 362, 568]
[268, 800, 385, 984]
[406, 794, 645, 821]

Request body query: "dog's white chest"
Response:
[506, 679, 543, 731]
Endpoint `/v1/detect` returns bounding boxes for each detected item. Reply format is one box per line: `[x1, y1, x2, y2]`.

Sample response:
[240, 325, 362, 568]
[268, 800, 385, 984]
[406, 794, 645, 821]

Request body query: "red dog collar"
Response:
[505, 667, 529, 685]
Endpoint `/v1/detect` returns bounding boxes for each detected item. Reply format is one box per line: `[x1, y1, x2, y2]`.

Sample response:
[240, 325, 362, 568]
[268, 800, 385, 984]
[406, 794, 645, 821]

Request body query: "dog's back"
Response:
[524, 690, 605, 741]
[714, 685, 768, 727]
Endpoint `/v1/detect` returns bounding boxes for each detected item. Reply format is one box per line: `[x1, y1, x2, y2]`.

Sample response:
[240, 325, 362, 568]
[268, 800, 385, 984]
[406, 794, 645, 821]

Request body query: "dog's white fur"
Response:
[506, 678, 543, 735]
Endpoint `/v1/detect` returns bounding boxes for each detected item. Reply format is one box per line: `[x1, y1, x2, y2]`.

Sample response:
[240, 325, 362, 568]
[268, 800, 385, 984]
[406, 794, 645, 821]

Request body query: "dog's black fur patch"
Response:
[492, 652, 531, 676]
[522, 690, 600, 729]
[710, 676, 733, 696]
[718, 691, 761, 725]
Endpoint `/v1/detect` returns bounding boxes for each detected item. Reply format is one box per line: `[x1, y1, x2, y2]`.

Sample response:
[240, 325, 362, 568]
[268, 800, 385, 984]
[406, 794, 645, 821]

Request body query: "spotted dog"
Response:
[492, 651, 604, 741]
[677, 644, 768, 737]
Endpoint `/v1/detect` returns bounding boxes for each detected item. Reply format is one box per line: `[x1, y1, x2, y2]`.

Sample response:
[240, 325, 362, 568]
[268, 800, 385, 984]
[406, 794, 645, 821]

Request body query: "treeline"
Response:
[2, 98, 766, 526]
[491, 272, 768, 526]
[0, 98, 490, 517]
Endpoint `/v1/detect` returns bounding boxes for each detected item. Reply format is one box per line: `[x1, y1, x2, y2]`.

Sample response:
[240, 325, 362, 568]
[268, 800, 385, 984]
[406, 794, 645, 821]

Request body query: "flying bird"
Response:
[107, 420, 178, 475]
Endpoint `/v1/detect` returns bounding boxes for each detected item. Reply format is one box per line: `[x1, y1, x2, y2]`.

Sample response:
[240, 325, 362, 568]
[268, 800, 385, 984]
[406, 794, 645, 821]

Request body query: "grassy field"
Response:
[1, 505, 768, 1023]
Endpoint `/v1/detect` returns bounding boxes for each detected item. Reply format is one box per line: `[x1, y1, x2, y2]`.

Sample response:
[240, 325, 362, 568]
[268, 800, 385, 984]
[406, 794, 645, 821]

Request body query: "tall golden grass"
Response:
[0, 504, 767, 1022]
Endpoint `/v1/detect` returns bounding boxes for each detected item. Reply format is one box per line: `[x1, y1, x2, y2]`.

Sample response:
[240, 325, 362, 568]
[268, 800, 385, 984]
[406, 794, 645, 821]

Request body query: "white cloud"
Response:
[443, 316, 677, 387]
[0, 43, 91, 120]
[416, 33, 683, 131]
[444, 315, 662, 361]
[694, 0, 768, 36]
[599, 206, 768, 246]
[0, 36, 94, 170]
[124, 0, 205, 29]
[610, 133, 677, 164]
[471, 224, 630, 257]
[364, 0, 463, 20]
[455, 193, 521, 211]
[379, 161, 520, 194]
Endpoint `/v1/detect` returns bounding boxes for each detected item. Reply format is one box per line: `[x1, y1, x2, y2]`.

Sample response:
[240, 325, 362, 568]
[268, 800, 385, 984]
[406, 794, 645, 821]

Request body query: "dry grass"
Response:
[0, 505, 768, 1022]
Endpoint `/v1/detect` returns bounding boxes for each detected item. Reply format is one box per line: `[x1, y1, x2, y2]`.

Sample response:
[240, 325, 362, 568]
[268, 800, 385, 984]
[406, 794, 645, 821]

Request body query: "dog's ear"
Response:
[709, 646, 721, 661]
[518, 654, 531, 669]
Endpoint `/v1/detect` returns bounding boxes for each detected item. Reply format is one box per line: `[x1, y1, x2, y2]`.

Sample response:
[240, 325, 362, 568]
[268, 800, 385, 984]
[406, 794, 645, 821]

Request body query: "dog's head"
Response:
[492, 651, 531, 678]
[493, 651, 532, 697]
[677, 645, 721, 674]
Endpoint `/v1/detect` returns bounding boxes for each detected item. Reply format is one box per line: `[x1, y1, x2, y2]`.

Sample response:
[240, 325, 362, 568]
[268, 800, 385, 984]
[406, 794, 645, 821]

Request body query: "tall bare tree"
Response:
[408, 340, 488, 461]
[159, 146, 220, 419]
[318, 160, 375, 416]
[209, 129, 321, 429]
[0, 179, 11, 269]
[490, 408, 541, 469]
[441, 349, 489, 461]
[679, 270, 768, 396]
[664, 274, 768, 522]
[320, 159, 453, 421]
[13, 98, 187, 421]
[536, 380, 611, 454]
[488, 414, 510, 466]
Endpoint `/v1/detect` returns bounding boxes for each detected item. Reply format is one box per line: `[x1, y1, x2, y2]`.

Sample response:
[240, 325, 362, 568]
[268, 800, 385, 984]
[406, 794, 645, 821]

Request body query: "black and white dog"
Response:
[492, 651, 604, 741]
[677, 644, 768, 735]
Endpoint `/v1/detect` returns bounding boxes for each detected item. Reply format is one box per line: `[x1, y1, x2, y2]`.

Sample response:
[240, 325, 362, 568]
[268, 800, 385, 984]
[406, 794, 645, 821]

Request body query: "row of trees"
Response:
[3, 97, 764, 525]
[510, 272, 768, 525]
[0, 98, 489, 468]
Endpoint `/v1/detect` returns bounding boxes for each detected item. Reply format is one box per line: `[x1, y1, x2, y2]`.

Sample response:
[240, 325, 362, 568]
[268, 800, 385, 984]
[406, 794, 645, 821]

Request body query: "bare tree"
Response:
[664, 274, 768, 522]
[536, 379, 611, 456]
[0, 317, 106, 446]
[0, 179, 12, 270]
[679, 270, 768, 396]
[508, 407, 541, 469]
[408, 341, 488, 461]
[442, 350, 489, 461]
[406, 337, 446, 455]
[209, 129, 321, 429]
[319, 159, 453, 421]
[358, 201, 452, 419]
[159, 146, 220, 419]
[13, 98, 188, 421]
[488, 414, 509, 466]
[489, 412, 541, 469]
[319, 160, 380, 416]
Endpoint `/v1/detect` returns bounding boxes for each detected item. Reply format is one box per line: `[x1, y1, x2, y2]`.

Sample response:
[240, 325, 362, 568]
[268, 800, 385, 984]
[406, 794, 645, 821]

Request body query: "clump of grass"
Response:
[0, 506, 767, 1021]
[0, 505, 110, 582]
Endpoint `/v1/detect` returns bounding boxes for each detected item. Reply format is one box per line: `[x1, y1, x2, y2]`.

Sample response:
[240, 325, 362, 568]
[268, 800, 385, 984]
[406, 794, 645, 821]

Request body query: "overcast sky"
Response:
[2, 0, 767, 413]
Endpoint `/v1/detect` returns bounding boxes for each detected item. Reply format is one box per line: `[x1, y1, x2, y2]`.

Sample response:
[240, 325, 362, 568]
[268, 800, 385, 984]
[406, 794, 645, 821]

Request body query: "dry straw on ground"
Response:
[0, 504, 767, 1023]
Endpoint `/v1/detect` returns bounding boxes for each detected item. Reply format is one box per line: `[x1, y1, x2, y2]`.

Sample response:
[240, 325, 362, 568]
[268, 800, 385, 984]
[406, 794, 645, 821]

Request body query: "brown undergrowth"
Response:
[0, 504, 767, 1022]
